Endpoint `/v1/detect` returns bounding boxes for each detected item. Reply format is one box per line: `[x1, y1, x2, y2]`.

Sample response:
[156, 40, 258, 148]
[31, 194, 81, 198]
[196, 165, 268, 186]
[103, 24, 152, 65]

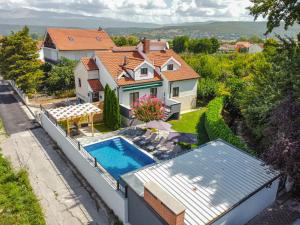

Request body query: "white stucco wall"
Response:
[160, 73, 170, 101]
[43, 48, 96, 62]
[40, 113, 128, 223]
[58, 50, 95, 61]
[74, 63, 92, 102]
[38, 49, 44, 62]
[213, 178, 279, 225]
[133, 63, 154, 81]
[87, 70, 99, 79]
[43, 47, 58, 62]
[170, 79, 197, 111]
[249, 44, 263, 53]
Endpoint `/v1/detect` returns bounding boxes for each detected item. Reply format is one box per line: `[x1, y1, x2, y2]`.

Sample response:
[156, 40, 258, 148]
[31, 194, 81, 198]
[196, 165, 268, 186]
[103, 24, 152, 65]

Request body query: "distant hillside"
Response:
[0, 16, 299, 41]
[0, 8, 160, 30]
[131, 21, 300, 40]
[0, 24, 47, 36]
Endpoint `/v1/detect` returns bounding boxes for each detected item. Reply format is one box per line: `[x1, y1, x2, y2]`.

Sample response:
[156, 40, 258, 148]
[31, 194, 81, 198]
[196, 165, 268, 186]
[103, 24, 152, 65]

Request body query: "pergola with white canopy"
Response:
[46, 103, 101, 136]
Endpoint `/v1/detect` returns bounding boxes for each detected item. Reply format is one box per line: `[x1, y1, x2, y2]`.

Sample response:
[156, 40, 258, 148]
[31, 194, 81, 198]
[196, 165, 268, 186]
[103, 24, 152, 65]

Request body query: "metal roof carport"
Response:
[122, 140, 280, 225]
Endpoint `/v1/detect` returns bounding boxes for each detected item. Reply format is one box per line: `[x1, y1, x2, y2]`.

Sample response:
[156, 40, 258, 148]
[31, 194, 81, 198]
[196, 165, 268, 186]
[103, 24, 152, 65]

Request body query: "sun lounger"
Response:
[139, 133, 158, 146]
[145, 137, 166, 152]
[133, 130, 151, 143]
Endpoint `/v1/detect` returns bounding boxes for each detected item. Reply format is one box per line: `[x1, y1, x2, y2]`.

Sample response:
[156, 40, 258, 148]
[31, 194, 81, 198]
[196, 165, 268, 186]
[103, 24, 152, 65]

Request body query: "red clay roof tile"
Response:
[88, 79, 103, 92]
[46, 28, 116, 51]
[81, 57, 98, 71]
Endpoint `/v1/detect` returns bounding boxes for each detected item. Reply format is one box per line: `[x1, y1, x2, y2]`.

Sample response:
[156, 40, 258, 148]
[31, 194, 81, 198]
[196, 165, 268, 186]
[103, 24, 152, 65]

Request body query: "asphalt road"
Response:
[0, 80, 36, 134]
[0, 80, 110, 225]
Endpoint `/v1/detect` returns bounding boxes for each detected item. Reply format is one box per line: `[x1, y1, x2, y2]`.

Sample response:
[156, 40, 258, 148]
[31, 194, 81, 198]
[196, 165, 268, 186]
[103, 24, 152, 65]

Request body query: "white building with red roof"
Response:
[42, 27, 116, 62]
[74, 38, 200, 124]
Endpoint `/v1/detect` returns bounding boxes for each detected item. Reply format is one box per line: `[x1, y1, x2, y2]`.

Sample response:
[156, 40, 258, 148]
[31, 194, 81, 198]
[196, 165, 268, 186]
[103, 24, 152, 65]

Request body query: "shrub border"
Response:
[204, 96, 255, 155]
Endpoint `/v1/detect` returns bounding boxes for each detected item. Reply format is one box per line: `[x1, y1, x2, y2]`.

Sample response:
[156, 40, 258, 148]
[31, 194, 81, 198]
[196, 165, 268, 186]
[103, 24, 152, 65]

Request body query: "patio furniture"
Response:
[159, 141, 175, 152]
[139, 133, 158, 146]
[133, 129, 151, 143]
[145, 137, 166, 152]
[154, 149, 173, 160]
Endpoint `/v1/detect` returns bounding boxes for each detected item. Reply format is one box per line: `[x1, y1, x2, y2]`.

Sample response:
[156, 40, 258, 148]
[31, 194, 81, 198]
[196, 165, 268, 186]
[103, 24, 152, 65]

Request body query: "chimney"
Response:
[143, 37, 150, 54]
[144, 182, 185, 225]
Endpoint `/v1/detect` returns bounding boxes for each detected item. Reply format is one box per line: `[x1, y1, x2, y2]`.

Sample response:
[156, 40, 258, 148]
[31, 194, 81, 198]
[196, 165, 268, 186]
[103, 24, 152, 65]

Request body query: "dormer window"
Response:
[167, 64, 174, 70]
[141, 68, 148, 76]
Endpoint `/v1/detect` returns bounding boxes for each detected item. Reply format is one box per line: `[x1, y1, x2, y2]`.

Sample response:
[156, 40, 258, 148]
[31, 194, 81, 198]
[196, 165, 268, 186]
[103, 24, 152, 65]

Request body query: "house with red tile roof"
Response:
[74, 38, 199, 123]
[75, 57, 104, 103]
[42, 27, 116, 62]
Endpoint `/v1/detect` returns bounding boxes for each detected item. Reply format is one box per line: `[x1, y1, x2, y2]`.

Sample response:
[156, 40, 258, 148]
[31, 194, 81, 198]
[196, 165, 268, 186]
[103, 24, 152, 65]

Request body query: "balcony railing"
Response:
[165, 98, 181, 116]
[120, 104, 133, 119]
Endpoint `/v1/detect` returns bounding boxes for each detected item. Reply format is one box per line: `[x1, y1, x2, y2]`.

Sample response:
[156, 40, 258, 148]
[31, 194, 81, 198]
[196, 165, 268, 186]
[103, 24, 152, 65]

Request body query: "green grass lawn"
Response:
[0, 120, 46, 225]
[94, 122, 114, 133]
[168, 108, 209, 144]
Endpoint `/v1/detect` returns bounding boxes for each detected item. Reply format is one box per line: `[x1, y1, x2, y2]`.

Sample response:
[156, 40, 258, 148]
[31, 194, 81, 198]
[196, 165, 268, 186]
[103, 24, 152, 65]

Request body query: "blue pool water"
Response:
[84, 137, 155, 180]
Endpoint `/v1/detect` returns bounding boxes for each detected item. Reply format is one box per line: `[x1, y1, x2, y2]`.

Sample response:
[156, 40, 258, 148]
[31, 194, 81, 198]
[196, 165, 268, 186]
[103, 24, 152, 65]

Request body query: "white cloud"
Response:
[0, 0, 253, 23]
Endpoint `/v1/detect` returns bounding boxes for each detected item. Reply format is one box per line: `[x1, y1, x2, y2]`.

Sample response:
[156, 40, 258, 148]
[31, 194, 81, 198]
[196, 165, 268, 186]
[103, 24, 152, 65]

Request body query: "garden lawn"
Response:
[94, 123, 114, 133]
[169, 108, 206, 134]
[0, 119, 46, 225]
[169, 108, 209, 144]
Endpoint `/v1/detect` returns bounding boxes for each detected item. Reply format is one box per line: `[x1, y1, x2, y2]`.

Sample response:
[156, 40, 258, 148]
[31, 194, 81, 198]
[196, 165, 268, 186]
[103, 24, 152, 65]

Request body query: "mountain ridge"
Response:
[0, 8, 299, 40]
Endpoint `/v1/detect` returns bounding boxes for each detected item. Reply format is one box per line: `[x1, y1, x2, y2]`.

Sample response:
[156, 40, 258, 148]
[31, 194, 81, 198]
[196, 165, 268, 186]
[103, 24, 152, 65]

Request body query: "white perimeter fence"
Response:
[40, 112, 128, 223]
[7, 80, 29, 104]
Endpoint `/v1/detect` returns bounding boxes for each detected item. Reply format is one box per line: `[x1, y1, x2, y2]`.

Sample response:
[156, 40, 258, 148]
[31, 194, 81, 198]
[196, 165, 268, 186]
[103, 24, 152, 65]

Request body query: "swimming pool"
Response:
[84, 137, 155, 180]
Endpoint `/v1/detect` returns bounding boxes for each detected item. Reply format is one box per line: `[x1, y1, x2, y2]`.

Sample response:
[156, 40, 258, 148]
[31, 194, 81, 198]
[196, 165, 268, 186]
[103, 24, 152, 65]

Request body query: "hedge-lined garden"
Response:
[203, 97, 254, 155]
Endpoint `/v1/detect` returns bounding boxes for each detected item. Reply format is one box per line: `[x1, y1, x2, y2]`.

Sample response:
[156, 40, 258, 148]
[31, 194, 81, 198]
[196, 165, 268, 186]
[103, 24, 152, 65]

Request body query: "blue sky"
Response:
[0, 0, 254, 24]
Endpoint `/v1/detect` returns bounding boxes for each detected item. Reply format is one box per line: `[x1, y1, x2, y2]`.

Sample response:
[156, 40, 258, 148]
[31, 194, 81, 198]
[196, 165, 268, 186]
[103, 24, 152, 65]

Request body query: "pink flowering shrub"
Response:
[132, 95, 165, 122]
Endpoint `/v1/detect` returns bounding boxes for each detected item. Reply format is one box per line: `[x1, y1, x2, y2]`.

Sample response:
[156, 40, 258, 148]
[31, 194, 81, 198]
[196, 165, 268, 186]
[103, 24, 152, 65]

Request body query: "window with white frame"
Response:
[141, 68, 148, 76]
[167, 64, 174, 70]
[130, 92, 139, 106]
[150, 88, 157, 97]
[172, 87, 179, 97]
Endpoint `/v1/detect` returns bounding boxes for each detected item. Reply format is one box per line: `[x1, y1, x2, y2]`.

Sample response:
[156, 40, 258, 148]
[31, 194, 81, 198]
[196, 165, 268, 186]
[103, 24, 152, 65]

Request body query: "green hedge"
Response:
[204, 96, 254, 154]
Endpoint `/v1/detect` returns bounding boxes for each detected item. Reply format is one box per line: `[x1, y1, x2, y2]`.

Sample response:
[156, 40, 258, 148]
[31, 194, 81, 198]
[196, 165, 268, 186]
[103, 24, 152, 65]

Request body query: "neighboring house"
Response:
[218, 43, 236, 53]
[220, 42, 264, 54]
[42, 27, 116, 62]
[121, 140, 280, 225]
[74, 39, 199, 123]
[235, 41, 252, 52]
[75, 57, 104, 103]
[249, 43, 264, 53]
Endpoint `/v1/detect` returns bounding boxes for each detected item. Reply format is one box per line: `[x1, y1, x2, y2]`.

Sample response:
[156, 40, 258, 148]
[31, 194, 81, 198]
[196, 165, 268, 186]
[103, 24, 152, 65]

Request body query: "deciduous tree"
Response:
[172, 36, 189, 53]
[249, 0, 300, 34]
[45, 58, 77, 95]
[0, 26, 43, 94]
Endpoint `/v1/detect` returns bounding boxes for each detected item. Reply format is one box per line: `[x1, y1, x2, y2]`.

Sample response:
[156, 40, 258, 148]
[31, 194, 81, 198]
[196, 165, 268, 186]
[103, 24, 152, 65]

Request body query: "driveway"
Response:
[0, 81, 110, 225]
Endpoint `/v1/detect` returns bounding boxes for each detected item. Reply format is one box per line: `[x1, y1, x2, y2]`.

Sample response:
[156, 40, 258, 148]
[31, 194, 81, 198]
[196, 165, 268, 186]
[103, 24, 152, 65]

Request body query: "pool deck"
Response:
[75, 127, 192, 162]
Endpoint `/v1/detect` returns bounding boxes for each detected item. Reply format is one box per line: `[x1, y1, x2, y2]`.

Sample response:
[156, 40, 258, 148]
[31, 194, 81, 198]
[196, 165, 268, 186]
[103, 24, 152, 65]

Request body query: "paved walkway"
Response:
[0, 81, 109, 225]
